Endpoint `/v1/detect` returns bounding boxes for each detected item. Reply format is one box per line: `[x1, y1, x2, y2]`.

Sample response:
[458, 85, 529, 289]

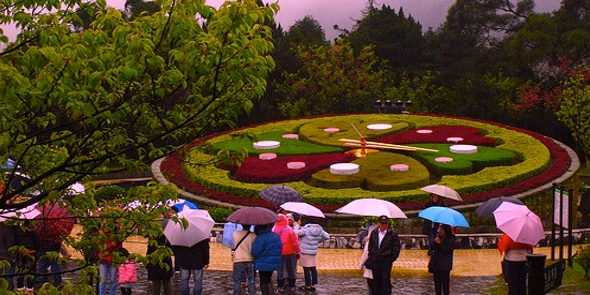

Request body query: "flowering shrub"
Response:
[376, 125, 497, 146]
[159, 114, 573, 212]
[228, 153, 356, 183]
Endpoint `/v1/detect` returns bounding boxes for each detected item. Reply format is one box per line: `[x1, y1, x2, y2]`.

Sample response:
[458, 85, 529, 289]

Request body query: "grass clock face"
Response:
[162, 114, 571, 211]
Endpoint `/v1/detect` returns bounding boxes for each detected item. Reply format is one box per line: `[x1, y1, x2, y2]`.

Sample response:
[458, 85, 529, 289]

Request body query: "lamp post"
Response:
[374, 99, 412, 114]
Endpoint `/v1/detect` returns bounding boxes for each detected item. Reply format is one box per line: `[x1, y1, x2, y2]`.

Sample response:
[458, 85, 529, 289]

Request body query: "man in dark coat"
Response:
[366, 215, 401, 295]
[171, 239, 210, 295]
[146, 232, 173, 295]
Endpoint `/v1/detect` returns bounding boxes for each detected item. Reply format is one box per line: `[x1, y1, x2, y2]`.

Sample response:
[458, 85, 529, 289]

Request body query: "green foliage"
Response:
[184, 114, 550, 206]
[207, 207, 234, 223]
[298, 117, 410, 147]
[210, 130, 343, 156]
[95, 185, 127, 202]
[0, 0, 279, 292]
[346, 5, 424, 70]
[308, 152, 430, 191]
[577, 245, 590, 278]
[277, 41, 389, 117]
[557, 70, 590, 167]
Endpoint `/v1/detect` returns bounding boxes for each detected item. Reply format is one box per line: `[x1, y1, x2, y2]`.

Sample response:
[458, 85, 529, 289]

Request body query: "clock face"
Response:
[161, 114, 572, 211]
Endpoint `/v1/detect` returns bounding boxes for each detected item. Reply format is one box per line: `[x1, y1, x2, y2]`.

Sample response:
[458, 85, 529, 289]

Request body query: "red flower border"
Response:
[160, 115, 573, 212]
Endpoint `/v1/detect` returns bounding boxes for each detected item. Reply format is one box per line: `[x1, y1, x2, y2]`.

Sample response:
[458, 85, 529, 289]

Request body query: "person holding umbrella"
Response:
[364, 215, 401, 295]
[498, 233, 533, 295]
[272, 214, 301, 294]
[251, 223, 282, 295]
[429, 224, 456, 295]
[422, 194, 444, 255]
[232, 224, 257, 295]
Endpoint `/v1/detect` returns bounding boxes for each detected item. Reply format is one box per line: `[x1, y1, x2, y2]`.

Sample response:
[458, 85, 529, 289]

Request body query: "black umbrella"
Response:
[259, 185, 303, 205]
[475, 196, 525, 218]
[226, 207, 281, 225]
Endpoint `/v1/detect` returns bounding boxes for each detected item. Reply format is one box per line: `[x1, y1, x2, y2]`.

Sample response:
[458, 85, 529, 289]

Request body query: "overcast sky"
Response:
[2, 0, 562, 42]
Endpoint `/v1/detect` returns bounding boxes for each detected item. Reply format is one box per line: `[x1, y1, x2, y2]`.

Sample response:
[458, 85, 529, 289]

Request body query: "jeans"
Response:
[38, 252, 62, 286]
[180, 268, 204, 295]
[233, 262, 255, 295]
[277, 254, 297, 289]
[303, 266, 318, 286]
[99, 263, 118, 295]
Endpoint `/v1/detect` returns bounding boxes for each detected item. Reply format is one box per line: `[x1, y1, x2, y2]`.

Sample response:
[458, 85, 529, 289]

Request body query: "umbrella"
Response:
[418, 206, 470, 228]
[0, 203, 41, 221]
[475, 196, 525, 218]
[335, 198, 407, 218]
[66, 182, 85, 195]
[259, 185, 304, 205]
[420, 185, 463, 201]
[164, 209, 214, 247]
[493, 202, 545, 246]
[280, 202, 325, 218]
[226, 207, 281, 225]
[168, 198, 198, 212]
[35, 203, 75, 245]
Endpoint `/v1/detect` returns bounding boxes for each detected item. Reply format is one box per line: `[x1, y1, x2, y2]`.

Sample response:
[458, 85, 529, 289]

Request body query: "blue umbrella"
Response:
[170, 198, 198, 212]
[418, 206, 470, 228]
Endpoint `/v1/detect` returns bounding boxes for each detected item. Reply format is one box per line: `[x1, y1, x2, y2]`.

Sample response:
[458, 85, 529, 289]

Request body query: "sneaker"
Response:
[298, 286, 309, 290]
[275, 288, 284, 295]
[290, 286, 298, 292]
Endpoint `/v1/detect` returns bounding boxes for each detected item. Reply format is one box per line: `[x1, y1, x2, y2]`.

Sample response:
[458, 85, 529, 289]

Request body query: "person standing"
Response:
[171, 239, 210, 295]
[423, 194, 444, 254]
[251, 223, 282, 295]
[146, 230, 173, 295]
[429, 224, 456, 295]
[118, 248, 137, 295]
[97, 231, 122, 295]
[365, 215, 401, 295]
[13, 220, 37, 295]
[232, 224, 257, 295]
[296, 217, 329, 291]
[273, 214, 301, 294]
[498, 233, 533, 295]
[37, 241, 63, 287]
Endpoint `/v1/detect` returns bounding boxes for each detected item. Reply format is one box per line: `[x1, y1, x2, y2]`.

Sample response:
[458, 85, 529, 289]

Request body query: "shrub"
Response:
[576, 245, 590, 278]
[95, 185, 127, 202]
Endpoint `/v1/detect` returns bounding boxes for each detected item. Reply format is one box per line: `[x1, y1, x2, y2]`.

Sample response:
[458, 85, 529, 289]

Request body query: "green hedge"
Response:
[183, 114, 550, 205]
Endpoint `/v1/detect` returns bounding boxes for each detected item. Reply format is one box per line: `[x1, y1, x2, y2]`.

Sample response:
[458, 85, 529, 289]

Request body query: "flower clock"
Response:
[159, 114, 574, 212]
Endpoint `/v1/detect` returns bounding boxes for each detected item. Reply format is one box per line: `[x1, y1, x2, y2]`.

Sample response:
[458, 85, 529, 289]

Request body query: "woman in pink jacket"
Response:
[272, 214, 301, 294]
[118, 248, 137, 295]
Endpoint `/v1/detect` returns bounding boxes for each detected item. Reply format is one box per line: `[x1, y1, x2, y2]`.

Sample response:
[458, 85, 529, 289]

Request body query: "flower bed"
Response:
[159, 114, 572, 212]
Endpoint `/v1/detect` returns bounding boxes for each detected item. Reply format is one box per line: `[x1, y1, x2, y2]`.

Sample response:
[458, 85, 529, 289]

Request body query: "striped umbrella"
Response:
[259, 185, 303, 206]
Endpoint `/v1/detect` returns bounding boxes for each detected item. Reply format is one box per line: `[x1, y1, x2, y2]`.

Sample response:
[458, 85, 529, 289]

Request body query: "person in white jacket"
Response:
[296, 217, 330, 291]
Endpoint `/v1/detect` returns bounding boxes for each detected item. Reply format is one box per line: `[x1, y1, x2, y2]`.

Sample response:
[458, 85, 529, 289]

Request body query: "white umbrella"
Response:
[335, 198, 407, 218]
[420, 185, 463, 201]
[164, 209, 214, 247]
[280, 202, 325, 218]
[0, 203, 40, 221]
[66, 182, 85, 195]
[493, 202, 545, 246]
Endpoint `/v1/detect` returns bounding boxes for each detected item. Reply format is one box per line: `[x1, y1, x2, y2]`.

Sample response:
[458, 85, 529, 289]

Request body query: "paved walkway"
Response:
[68, 226, 557, 277]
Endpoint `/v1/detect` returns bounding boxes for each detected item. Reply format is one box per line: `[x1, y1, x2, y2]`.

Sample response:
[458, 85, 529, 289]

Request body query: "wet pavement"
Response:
[60, 226, 567, 294]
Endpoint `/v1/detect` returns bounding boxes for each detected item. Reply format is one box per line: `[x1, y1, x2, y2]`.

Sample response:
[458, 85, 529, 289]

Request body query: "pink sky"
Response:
[2, 0, 561, 42]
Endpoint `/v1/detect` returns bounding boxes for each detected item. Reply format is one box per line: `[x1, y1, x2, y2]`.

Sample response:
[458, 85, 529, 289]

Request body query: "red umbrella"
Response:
[35, 204, 75, 246]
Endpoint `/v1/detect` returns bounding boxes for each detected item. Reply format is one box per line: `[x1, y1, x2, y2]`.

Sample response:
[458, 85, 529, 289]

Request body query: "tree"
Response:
[124, 0, 161, 21]
[0, 0, 277, 291]
[277, 41, 388, 117]
[556, 66, 590, 167]
[346, 5, 424, 71]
